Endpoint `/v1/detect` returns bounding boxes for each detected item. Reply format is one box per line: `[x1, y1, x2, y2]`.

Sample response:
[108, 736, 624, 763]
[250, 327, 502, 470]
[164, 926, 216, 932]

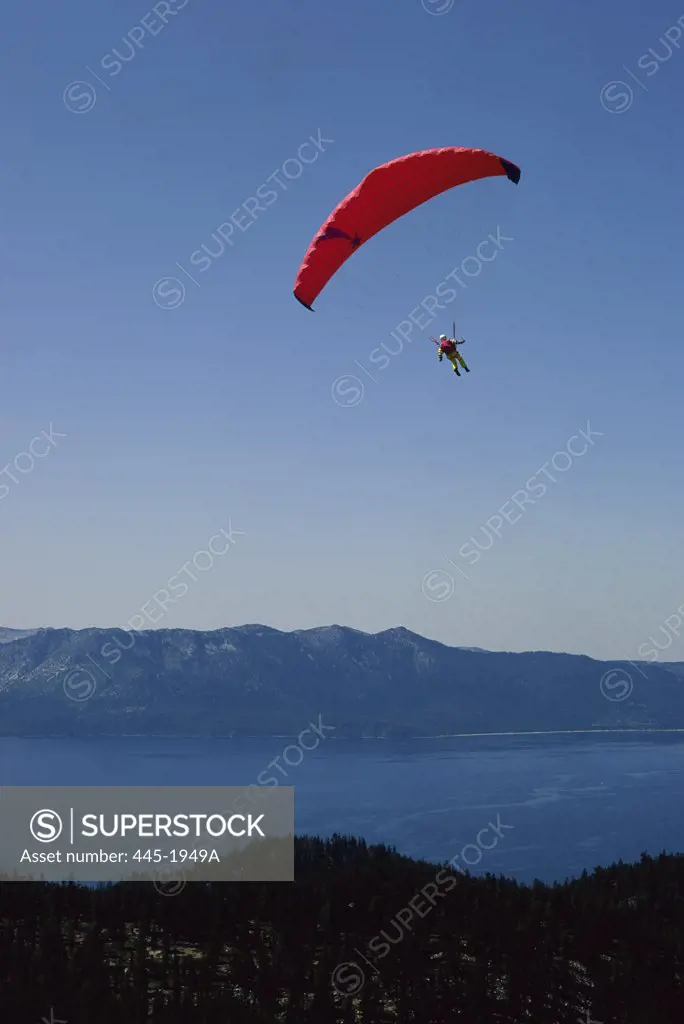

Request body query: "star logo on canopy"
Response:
[318, 227, 361, 248]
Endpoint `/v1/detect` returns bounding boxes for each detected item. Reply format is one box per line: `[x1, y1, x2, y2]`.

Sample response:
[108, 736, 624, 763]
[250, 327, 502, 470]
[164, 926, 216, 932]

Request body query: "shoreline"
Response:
[3, 728, 684, 740]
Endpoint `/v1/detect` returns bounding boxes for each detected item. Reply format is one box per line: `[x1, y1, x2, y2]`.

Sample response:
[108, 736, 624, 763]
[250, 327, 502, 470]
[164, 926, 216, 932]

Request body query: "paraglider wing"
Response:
[293, 147, 520, 310]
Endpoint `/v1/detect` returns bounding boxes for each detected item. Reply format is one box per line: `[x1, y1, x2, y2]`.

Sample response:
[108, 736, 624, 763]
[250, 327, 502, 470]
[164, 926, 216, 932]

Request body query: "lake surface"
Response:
[3, 731, 683, 885]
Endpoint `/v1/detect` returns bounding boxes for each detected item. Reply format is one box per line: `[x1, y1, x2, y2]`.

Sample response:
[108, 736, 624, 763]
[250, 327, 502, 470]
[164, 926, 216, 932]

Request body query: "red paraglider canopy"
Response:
[293, 146, 520, 310]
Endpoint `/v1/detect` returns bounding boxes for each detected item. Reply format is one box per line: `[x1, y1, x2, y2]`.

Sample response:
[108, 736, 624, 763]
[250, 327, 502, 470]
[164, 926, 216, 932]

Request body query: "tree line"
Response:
[1, 835, 682, 1022]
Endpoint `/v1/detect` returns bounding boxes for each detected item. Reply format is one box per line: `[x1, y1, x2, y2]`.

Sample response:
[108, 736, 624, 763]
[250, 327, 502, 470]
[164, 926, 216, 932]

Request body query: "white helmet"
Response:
[439, 334, 447, 340]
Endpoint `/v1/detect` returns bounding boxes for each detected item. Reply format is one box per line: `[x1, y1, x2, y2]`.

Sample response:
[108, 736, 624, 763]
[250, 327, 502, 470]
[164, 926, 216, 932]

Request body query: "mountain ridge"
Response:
[0, 623, 681, 737]
[0, 621, 663, 659]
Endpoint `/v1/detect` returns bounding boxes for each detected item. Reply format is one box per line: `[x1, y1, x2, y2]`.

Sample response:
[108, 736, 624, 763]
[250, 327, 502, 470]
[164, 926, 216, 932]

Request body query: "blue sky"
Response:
[2, 0, 683, 659]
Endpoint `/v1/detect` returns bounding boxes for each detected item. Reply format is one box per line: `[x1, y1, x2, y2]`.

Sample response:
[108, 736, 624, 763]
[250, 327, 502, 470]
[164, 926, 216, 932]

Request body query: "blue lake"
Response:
[3, 731, 683, 884]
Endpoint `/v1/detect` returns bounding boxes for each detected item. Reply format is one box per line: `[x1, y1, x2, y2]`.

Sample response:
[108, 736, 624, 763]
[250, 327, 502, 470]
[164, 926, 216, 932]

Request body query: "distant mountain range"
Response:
[0, 624, 682, 737]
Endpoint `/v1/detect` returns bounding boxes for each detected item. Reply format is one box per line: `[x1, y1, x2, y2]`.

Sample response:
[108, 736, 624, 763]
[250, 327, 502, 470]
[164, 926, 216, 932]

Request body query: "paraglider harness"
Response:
[432, 325, 461, 359]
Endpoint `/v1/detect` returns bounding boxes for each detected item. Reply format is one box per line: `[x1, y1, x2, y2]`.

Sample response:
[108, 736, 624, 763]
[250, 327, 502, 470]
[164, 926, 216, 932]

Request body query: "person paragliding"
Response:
[434, 326, 470, 376]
